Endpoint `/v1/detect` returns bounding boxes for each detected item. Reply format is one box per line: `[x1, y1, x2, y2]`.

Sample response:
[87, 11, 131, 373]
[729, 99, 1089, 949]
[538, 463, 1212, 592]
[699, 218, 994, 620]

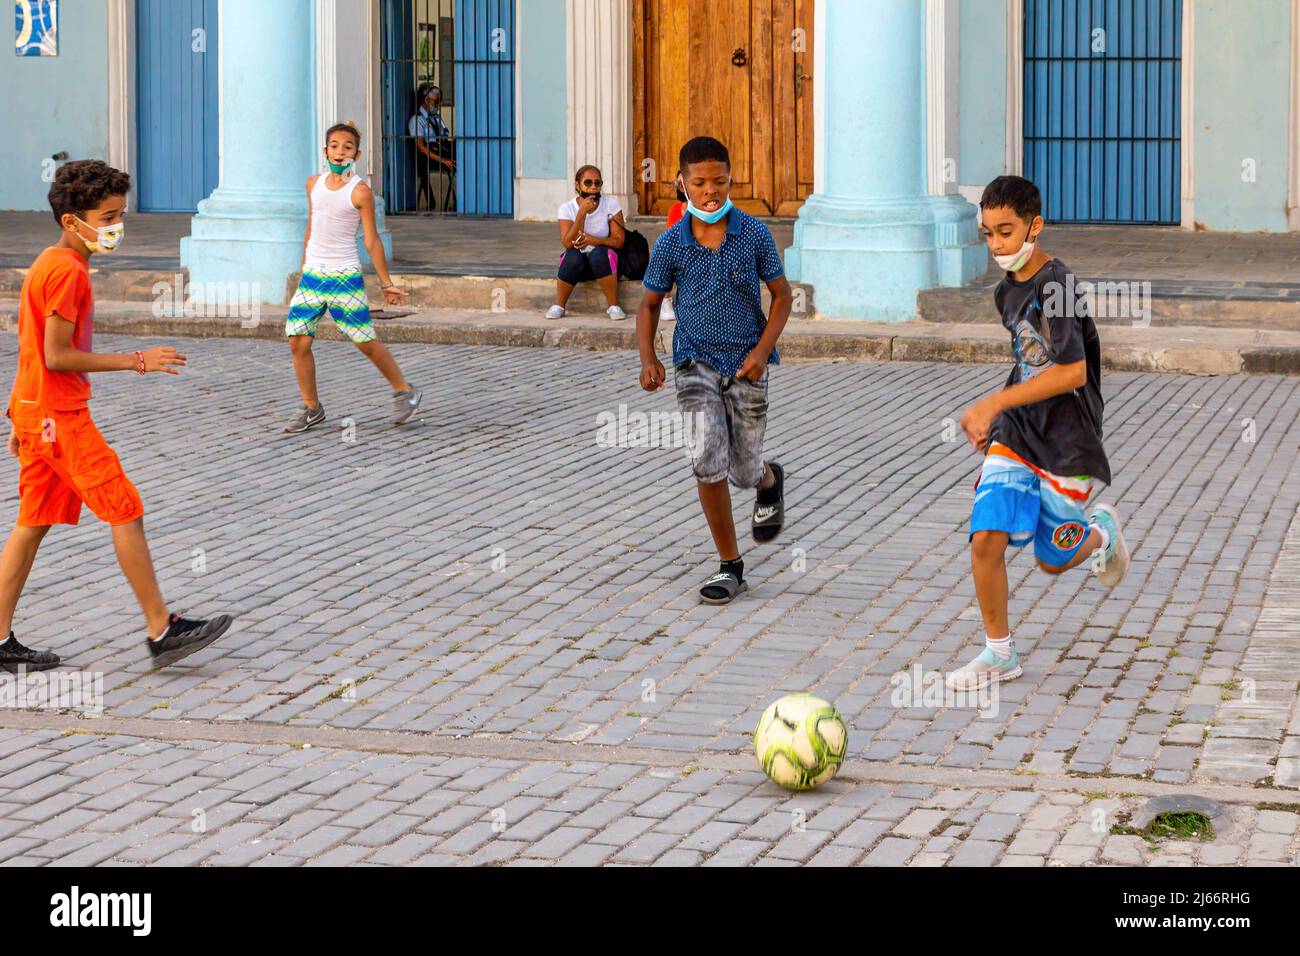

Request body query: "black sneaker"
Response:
[0, 633, 60, 674]
[752, 461, 785, 544]
[147, 613, 233, 669]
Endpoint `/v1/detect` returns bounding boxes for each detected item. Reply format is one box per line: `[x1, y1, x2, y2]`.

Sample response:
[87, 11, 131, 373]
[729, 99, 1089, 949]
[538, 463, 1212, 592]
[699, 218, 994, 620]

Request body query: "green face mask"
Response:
[327, 158, 355, 175]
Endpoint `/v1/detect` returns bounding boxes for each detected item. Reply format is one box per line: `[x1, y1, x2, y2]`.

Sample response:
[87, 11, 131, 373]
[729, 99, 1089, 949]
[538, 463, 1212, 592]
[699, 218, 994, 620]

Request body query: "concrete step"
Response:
[0, 267, 814, 318]
[4, 299, 1297, 376]
[919, 283, 1300, 329]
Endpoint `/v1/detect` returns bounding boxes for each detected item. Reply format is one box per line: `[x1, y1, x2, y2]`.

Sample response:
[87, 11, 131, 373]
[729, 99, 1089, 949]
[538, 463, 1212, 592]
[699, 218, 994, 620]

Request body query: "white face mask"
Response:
[73, 216, 124, 254]
[993, 224, 1036, 273]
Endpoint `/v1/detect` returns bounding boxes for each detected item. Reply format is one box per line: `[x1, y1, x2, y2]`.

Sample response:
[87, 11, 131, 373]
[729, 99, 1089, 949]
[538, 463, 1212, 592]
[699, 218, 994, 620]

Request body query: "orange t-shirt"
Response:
[666, 201, 687, 228]
[10, 247, 94, 414]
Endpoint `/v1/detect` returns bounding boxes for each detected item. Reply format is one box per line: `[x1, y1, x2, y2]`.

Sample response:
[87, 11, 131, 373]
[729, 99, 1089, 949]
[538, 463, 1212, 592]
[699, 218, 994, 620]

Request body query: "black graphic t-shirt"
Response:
[986, 258, 1111, 485]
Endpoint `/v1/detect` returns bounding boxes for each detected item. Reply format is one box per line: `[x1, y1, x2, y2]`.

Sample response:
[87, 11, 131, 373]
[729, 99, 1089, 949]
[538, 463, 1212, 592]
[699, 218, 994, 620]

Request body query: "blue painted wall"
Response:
[958, 0, 1008, 192]
[1191, 0, 1291, 231]
[0, 1, 110, 210]
[517, 0, 566, 181]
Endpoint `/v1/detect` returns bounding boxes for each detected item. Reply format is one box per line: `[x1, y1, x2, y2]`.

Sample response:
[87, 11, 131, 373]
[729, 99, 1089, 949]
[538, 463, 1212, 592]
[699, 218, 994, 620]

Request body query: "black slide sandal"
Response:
[699, 571, 748, 605]
[752, 461, 785, 544]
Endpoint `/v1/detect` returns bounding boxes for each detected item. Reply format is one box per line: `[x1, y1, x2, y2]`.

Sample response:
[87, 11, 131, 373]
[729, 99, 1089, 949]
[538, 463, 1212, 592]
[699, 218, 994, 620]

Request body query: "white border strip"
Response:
[1005, 0, 1023, 176]
[813, 0, 825, 192]
[315, 0, 338, 166]
[106, 0, 135, 208]
[1181, 0, 1196, 229]
[1288, 0, 1300, 230]
[925, 0, 945, 195]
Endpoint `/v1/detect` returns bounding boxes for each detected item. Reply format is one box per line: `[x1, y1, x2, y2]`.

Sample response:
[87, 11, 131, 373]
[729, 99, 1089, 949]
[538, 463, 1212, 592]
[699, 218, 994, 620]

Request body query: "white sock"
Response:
[1091, 523, 1110, 554]
[985, 634, 1012, 661]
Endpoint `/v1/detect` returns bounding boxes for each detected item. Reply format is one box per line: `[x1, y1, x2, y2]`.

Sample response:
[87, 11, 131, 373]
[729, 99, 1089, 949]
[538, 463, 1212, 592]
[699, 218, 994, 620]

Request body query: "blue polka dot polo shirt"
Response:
[642, 208, 785, 376]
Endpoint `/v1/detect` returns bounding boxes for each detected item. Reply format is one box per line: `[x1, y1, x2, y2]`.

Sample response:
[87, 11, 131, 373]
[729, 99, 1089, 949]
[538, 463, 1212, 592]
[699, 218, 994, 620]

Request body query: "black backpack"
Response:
[618, 229, 650, 280]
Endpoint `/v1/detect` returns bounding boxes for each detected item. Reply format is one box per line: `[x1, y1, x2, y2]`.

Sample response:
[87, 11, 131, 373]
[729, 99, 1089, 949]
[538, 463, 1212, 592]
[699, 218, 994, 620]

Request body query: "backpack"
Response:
[618, 229, 650, 280]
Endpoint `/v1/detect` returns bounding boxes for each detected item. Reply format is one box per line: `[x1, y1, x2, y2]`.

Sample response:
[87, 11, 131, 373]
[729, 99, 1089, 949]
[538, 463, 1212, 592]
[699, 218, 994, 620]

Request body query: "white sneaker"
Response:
[606, 305, 627, 321]
[662, 297, 676, 323]
[945, 645, 1022, 691]
[545, 305, 565, 320]
[1088, 503, 1131, 587]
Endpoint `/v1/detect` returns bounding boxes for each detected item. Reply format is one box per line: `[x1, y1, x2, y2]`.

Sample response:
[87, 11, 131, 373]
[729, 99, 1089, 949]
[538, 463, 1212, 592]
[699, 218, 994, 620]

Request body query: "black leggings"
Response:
[558, 246, 618, 284]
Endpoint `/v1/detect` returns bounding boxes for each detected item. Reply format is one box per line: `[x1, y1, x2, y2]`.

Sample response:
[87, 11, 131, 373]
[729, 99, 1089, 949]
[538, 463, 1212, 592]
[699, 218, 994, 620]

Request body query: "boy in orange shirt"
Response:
[0, 160, 233, 673]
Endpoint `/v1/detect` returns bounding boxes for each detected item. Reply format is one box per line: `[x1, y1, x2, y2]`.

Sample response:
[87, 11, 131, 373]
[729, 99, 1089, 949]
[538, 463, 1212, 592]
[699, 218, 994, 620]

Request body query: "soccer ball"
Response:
[754, 693, 848, 791]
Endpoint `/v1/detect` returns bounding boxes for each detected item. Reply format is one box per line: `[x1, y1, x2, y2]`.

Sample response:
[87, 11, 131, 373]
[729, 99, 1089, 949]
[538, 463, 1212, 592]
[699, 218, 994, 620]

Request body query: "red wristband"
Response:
[134, 351, 146, 375]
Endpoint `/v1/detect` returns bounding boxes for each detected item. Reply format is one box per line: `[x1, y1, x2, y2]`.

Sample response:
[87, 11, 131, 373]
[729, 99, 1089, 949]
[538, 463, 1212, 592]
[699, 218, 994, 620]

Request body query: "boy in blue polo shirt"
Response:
[636, 136, 794, 605]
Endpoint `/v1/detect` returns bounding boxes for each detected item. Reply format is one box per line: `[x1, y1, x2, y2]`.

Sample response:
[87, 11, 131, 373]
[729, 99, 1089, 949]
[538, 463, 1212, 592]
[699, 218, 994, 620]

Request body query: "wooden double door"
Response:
[634, 0, 814, 217]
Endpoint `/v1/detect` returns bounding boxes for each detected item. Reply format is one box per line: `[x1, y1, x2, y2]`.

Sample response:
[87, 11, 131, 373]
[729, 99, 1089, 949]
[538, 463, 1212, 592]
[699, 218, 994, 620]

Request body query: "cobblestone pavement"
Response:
[1, 335, 1297, 865]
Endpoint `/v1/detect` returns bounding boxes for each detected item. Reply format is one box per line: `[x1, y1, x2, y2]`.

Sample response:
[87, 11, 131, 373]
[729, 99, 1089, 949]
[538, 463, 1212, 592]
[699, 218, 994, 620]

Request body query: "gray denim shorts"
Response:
[673, 358, 768, 487]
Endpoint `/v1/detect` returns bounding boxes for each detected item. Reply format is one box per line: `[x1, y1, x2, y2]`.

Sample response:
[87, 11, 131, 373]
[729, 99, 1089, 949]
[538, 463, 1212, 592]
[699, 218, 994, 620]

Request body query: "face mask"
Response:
[681, 177, 734, 224]
[327, 158, 355, 175]
[993, 224, 1037, 272]
[73, 216, 124, 254]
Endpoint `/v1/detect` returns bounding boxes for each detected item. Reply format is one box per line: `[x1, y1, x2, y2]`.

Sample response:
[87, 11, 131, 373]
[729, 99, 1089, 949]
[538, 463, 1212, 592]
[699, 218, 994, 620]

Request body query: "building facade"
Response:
[3, 1, 1298, 315]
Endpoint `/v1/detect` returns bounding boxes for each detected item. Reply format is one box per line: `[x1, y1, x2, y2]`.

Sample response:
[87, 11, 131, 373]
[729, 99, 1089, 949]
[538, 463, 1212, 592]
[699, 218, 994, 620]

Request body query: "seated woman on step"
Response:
[547, 165, 626, 320]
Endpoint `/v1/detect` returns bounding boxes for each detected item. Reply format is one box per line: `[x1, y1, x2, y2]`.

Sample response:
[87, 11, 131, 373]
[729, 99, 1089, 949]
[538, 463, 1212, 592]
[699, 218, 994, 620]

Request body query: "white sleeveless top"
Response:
[304, 174, 363, 271]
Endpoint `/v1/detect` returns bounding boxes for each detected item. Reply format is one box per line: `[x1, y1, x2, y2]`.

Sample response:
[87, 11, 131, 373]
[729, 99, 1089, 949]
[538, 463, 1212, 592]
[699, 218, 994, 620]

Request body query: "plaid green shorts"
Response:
[286, 268, 375, 343]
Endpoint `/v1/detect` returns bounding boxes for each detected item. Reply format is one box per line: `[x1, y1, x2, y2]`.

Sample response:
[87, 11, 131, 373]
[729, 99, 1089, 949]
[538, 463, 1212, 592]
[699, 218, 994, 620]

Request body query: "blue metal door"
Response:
[453, 0, 514, 216]
[135, 0, 219, 212]
[1024, 0, 1182, 224]
[381, 0, 514, 216]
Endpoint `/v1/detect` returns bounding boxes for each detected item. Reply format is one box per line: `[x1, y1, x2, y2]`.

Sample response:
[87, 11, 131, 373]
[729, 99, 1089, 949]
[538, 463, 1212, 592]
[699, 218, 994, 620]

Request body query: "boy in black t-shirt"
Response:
[947, 176, 1131, 691]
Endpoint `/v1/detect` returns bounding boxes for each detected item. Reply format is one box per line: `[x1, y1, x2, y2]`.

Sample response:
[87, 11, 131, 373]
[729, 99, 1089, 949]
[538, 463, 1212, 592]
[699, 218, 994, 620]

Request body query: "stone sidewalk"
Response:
[3, 210, 1299, 287]
[2, 723, 1297, 867]
[0, 335, 1297, 865]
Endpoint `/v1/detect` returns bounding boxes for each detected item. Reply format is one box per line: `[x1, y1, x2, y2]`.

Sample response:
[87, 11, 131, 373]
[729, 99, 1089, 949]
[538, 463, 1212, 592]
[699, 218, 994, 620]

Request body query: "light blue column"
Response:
[786, 0, 986, 321]
[184, 0, 315, 305]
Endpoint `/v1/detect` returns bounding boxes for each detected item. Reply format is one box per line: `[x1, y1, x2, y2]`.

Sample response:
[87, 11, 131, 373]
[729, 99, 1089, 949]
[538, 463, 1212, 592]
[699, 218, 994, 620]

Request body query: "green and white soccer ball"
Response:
[754, 693, 848, 791]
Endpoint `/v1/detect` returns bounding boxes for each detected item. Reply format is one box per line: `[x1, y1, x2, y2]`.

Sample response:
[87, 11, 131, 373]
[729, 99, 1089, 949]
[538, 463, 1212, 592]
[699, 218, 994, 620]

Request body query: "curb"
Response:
[32, 309, 1299, 376]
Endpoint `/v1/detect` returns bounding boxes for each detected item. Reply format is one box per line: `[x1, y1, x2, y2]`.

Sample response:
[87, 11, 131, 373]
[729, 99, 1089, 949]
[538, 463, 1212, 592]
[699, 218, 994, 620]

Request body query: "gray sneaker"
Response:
[285, 403, 326, 433]
[394, 388, 423, 425]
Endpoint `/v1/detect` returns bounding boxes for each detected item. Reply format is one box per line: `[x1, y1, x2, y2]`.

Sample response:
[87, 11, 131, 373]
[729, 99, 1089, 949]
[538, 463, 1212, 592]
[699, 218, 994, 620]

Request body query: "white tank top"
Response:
[304, 174, 363, 271]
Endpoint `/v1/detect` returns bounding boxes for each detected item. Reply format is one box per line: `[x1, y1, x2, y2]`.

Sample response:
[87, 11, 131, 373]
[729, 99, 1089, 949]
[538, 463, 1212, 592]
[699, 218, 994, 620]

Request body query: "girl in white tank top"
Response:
[284, 122, 422, 432]
[303, 173, 364, 271]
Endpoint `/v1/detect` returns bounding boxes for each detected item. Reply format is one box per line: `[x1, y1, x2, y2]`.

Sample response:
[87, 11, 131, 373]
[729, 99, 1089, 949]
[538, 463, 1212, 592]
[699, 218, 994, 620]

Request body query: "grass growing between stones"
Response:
[1111, 810, 1215, 844]
[1148, 811, 1214, 841]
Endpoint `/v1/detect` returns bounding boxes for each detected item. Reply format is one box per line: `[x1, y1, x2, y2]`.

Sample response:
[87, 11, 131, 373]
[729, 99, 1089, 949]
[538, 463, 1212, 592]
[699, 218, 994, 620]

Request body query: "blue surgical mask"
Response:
[687, 196, 733, 224]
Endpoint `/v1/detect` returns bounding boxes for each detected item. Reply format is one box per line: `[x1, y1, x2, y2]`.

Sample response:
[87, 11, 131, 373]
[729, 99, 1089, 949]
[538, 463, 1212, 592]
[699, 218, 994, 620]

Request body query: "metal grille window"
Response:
[380, 0, 515, 217]
[1023, 0, 1182, 224]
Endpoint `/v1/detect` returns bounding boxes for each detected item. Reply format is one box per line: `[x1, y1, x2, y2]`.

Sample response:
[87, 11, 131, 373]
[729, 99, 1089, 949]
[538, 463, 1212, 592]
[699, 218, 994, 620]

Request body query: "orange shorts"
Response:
[11, 406, 145, 527]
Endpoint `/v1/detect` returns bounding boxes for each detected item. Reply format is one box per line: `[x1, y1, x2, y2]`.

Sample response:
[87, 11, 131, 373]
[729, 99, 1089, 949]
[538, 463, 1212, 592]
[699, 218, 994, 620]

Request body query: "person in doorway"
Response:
[409, 84, 455, 212]
[547, 165, 627, 321]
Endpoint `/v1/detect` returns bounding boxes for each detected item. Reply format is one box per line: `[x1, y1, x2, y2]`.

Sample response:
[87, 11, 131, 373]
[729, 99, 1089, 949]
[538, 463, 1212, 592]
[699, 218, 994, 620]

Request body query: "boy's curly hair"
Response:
[48, 160, 131, 226]
[980, 175, 1042, 222]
